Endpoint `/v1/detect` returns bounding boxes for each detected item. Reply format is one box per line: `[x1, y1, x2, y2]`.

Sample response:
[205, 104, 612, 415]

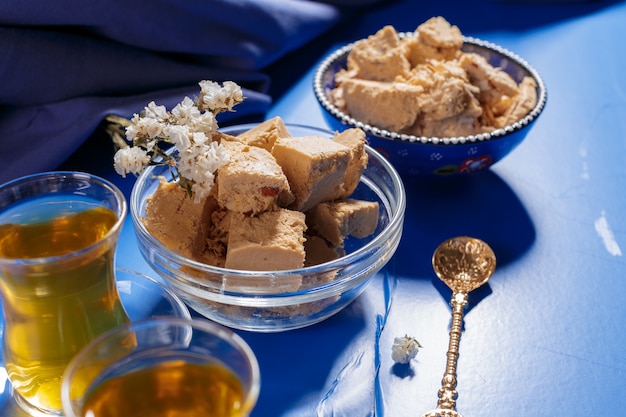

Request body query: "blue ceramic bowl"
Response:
[313, 35, 547, 177]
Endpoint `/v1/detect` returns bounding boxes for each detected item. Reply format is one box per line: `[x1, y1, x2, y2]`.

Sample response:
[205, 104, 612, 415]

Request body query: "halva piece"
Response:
[225, 208, 307, 271]
[332, 78, 424, 133]
[303, 234, 345, 267]
[305, 199, 379, 246]
[143, 178, 216, 260]
[272, 135, 351, 212]
[405, 16, 463, 65]
[332, 128, 368, 196]
[234, 116, 291, 151]
[217, 140, 293, 214]
[347, 24, 411, 82]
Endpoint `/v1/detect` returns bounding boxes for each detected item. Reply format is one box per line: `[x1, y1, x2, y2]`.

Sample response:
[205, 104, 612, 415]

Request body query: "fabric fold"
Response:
[0, 0, 375, 182]
[0, 87, 270, 183]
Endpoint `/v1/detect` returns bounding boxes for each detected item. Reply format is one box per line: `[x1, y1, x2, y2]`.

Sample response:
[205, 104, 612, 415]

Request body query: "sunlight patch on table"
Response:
[594, 211, 622, 256]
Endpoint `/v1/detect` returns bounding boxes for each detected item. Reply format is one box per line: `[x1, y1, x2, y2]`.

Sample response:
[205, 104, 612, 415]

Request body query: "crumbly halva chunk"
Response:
[303, 234, 345, 267]
[332, 128, 368, 196]
[143, 178, 216, 260]
[234, 116, 291, 151]
[198, 206, 232, 268]
[217, 140, 293, 214]
[332, 78, 423, 132]
[346, 25, 411, 82]
[405, 16, 463, 65]
[272, 135, 351, 212]
[305, 199, 379, 247]
[225, 209, 306, 271]
[459, 52, 520, 107]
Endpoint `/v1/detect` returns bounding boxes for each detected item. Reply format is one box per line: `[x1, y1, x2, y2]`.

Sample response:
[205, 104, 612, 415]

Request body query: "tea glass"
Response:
[0, 171, 130, 415]
[62, 317, 260, 417]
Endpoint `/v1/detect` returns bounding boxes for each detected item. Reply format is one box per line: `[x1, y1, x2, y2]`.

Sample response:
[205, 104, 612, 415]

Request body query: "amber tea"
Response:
[62, 318, 260, 417]
[82, 359, 245, 417]
[0, 172, 129, 415]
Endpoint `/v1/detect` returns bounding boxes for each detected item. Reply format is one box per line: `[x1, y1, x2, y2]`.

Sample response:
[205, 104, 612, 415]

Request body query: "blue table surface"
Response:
[3, 0, 626, 415]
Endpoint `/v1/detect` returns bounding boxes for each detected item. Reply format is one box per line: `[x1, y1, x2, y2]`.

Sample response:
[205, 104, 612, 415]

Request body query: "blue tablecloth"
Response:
[2, 0, 626, 415]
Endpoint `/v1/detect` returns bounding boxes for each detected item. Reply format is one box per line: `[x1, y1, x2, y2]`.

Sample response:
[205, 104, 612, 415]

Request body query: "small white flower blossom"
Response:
[124, 114, 143, 141]
[136, 117, 164, 139]
[191, 131, 209, 146]
[172, 97, 201, 126]
[190, 171, 216, 203]
[166, 124, 192, 151]
[391, 335, 422, 364]
[198, 80, 244, 113]
[144, 101, 169, 120]
[190, 111, 217, 135]
[113, 146, 150, 177]
[221, 81, 244, 110]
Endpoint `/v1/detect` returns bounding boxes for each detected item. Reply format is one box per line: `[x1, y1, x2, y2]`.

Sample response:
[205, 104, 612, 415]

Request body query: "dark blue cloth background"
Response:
[0, 0, 385, 184]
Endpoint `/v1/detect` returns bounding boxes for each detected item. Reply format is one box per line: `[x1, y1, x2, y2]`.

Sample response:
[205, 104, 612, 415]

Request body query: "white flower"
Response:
[144, 101, 169, 120]
[135, 117, 164, 139]
[190, 111, 217, 135]
[198, 80, 244, 113]
[391, 335, 422, 364]
[221, 81, 244, 110]
[191, 131, 209, 146]
[171, 97, 201, 126]
[113, 146, 151, 177]
[124, 114, 143, 141]
[198, 141, 228, 173]
[166, 124, 192, 151]
[190, 171, 216, 203]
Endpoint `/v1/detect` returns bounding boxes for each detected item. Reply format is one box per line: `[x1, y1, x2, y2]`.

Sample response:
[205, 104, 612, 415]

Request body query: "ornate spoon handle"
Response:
[439, 292, 467, 409]
[421, 292, 467, 417]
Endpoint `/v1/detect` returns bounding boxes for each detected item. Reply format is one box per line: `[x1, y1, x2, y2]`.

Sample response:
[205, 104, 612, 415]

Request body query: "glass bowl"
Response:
[130, 124, 406, 332]
[313, 35, 548, 177]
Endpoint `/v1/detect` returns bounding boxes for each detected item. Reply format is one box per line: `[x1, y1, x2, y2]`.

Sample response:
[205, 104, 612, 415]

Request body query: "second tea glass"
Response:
[62, 317, 260, 417]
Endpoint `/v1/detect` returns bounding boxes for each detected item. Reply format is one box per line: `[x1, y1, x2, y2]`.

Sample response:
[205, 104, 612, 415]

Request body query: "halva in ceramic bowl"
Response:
[314, 17, 547, 177]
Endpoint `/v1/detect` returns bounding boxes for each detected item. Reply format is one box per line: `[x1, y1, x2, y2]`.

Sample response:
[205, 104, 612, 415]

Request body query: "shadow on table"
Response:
[352, 0, 625, 35]
[241, 298, 368, 417]
[396, 169, 535, 307]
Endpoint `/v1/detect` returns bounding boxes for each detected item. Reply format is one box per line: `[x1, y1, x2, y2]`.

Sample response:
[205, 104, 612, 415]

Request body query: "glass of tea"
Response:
[61, 317, 261, 417]
[0, 171, 130, 415]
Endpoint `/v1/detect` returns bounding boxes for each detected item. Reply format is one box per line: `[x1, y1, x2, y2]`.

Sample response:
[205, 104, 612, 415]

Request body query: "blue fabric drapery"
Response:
[0, 0, 383, 183]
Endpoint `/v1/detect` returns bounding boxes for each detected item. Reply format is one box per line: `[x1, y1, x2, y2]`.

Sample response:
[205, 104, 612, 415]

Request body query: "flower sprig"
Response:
[391, 335, 422, 364]
[111, 80, 244, 203]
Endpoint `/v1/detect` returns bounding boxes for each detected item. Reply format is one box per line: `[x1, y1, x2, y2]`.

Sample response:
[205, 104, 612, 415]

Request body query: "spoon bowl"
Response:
[432, 236, 496, 294]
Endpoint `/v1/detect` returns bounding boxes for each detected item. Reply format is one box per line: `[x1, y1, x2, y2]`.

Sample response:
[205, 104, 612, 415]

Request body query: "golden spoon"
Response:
[421, 236, 496, 417]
